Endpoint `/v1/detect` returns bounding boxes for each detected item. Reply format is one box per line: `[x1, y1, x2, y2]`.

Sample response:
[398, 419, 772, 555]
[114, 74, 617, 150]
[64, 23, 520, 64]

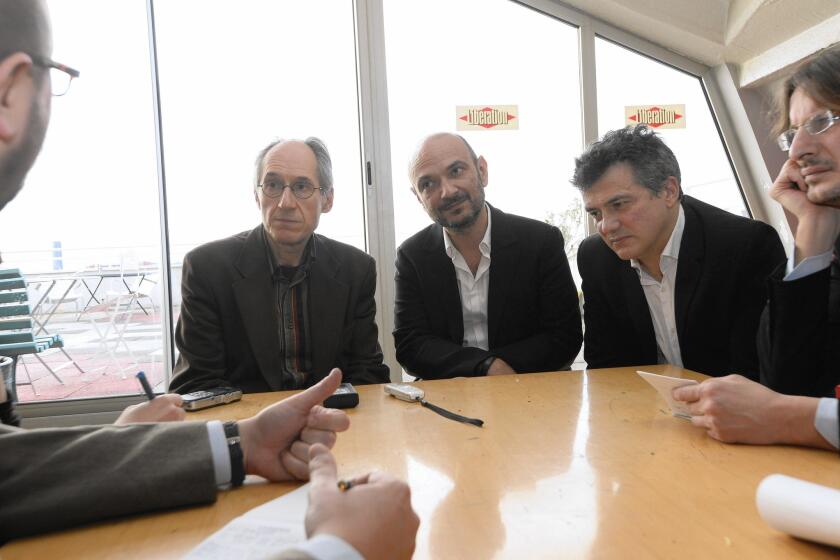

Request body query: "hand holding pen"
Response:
[114, 372, 186, 425]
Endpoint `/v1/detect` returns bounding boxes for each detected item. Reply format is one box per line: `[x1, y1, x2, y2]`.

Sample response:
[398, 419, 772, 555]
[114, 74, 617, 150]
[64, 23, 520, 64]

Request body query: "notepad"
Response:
[184, 483, 309, 559]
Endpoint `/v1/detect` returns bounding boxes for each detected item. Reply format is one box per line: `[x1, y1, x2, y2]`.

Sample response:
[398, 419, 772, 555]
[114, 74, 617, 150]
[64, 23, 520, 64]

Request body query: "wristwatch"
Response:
[223, 421, 245, 487]
[477, 356, 496, 376]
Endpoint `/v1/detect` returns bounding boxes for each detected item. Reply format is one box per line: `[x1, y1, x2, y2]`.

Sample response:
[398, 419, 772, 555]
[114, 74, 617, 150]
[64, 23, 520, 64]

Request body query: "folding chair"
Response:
[81, 292, 139, 379]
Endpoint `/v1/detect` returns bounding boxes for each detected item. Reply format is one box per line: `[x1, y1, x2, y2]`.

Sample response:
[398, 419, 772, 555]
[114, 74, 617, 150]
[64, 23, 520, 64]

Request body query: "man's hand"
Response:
[115, 394, 185, 424]
[671, 374, 831, 449]
[305, 444, 419, 560]
[486, 357, 516, 376]
[770, 158, 840, 264]
[237, 369, 350, 482]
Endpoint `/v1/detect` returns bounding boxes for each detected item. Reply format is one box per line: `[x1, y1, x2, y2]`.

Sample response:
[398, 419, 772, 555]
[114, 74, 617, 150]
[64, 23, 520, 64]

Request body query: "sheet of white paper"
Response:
[636, 370, 698, 419]
[183, 483, 309, 560]
[757, 474, 840, 548]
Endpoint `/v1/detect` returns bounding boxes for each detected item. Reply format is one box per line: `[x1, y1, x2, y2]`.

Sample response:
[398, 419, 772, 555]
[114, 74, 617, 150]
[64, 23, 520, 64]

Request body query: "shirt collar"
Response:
[443, 203, 492, 260]
[262, 227, 317, 278]
[630, 203, 685, 273]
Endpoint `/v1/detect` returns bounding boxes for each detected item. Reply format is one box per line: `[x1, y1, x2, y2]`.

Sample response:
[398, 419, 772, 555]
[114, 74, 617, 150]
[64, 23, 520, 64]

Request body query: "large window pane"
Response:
[384, 0, 586, 281]
[595, 38, 749, 217]
[0, 0, 165, 402]
[155, 0, 366, 261]
[154, 0, 367, 375]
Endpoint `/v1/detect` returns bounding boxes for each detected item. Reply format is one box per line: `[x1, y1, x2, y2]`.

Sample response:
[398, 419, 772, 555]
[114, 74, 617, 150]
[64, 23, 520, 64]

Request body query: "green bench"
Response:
[0, 269, 83, 396]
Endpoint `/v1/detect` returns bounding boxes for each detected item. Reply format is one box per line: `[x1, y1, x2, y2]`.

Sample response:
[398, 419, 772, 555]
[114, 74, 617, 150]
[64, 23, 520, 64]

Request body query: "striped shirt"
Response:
[263, 230, 314, 389]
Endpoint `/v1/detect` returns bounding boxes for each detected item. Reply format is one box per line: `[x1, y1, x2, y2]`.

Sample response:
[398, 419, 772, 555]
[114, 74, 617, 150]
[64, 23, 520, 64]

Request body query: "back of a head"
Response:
[0, 0, 50, 60]
[773, 44, 840, 136]
[572, 124, 681, 196]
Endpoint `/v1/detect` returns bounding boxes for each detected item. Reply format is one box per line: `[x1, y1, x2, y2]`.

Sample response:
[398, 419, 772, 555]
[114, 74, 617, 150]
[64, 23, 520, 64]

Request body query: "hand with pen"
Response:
[305, 442, 419, 560]
[115, 393, 186, 424]
[115, 371, 186, 425]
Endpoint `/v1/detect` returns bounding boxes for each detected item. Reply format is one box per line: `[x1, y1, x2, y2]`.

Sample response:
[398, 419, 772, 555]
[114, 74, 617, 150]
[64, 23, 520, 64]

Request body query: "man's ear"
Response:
[321, 188, 334, 213]
[0, 53, 35, 143]
[476, 155, 488, 188]
[662, 176, 681, 207]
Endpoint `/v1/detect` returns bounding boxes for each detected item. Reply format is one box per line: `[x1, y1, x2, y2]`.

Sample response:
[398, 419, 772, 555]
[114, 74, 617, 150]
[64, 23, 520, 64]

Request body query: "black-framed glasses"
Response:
[257, 179, 326, 200]
[30, 54, 80, 97]
[777, 110, 840, 152]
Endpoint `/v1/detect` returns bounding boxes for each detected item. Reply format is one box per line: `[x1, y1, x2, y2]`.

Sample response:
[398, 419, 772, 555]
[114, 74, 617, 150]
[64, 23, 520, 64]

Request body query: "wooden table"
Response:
[5, 365, 839, 559]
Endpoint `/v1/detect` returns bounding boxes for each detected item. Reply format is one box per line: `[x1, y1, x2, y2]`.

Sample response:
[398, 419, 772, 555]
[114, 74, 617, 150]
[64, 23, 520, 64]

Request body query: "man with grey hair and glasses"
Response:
[573, 124, 784, 379]
[170, 138, 389, 394]
[673, 44, 840, 452]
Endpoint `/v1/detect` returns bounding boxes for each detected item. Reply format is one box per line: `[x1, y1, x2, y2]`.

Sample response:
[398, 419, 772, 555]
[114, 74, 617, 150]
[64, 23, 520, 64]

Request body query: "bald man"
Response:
[394, 133, 582, 379]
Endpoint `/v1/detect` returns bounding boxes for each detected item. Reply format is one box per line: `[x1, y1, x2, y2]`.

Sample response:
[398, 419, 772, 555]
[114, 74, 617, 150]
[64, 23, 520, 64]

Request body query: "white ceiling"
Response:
[558, 0, 840, 87]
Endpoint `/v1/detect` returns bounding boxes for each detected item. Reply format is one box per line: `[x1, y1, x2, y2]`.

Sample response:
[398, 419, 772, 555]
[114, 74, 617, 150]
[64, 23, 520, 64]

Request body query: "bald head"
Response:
[0, 0, 52, 211]
[408, 133, 478, 185]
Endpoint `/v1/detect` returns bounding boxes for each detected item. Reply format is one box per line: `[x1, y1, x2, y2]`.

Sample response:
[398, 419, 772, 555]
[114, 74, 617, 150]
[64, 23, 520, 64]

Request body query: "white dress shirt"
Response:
[815, 398, 839, 449]
[784, 249, 833, 281]
[631, 205, 685, 368]
[443, 205, 492, 350]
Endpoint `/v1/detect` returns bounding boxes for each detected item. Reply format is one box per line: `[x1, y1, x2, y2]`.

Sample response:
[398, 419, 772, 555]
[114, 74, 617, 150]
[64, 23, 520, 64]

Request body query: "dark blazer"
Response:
[758, 236, 840, 397]
[394, 205, 582, 379]
[578, 195, 785, 378]
[0, 422, 216, 542]
[170, 227, 389, 394]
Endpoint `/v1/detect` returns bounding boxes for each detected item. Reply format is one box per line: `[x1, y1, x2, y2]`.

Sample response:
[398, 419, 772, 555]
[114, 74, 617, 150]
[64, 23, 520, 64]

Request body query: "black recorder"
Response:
[323, 383, 359, 409]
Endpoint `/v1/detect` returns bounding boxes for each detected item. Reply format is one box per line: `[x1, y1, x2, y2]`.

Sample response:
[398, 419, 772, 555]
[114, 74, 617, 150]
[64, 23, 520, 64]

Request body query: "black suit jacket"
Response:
[578, 196, 785, 378]
[393, 205, 582, 379]
[170, 227, 389, 394]
[758, 236, 840, 397]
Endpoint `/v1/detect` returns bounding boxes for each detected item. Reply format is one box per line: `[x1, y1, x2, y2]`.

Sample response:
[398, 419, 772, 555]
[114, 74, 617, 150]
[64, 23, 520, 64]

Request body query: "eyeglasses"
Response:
[257, 179, 326, 200]
[30, 54, 80, 97]
[777, 110, 840, 152]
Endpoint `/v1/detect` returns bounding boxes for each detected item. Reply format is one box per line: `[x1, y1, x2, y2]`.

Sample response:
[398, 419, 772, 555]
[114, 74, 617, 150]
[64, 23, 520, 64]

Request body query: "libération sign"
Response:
[624, 104, 685, 129]
[456, 105, 518, 131]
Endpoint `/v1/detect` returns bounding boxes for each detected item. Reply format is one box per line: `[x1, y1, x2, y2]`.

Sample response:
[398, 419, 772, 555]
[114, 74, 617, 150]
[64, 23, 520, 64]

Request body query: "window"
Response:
[1, 0, 165, 402]
[383, 0, 587, 278]
[595, 37, 749, 217]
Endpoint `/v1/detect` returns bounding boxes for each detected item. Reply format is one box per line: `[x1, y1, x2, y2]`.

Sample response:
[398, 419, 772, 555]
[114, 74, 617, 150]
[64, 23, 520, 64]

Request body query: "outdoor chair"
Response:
[0, 269, 83, 396]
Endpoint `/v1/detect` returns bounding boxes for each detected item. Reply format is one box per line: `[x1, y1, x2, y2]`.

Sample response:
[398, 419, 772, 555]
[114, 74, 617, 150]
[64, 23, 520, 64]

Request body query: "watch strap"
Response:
[223, 421, 245, 487]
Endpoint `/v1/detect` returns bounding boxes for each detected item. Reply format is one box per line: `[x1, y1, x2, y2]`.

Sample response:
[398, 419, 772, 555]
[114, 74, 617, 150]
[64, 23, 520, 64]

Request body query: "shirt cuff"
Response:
[206, 420, 232, 487]
[814, 398, 839, 450]
[784, 250, 833, 281]
[292, 534, 364, 560]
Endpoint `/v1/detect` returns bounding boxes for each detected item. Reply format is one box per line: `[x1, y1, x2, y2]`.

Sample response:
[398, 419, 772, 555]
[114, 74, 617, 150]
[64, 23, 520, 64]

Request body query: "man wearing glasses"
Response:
[169, 138, 390, 394]
[673, 45, 840, 452]
[755, 45, 840, 399]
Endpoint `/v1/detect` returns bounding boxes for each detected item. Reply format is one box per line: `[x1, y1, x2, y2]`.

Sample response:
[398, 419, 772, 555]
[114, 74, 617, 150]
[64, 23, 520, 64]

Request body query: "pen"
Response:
[136, 371, 155, 401]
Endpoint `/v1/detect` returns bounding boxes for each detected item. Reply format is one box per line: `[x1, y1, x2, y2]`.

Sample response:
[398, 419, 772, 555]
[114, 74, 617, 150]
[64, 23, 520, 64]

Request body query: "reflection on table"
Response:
[3, 365, 839, 559]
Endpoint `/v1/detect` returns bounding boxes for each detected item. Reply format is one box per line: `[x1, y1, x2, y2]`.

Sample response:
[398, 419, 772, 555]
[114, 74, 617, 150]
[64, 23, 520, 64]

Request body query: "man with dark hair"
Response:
[170, 137, 390, 394]
[0, 2, 418, 555]
[673, 44, 840, 452]
[573, 124, 784, 378]
[394, 132, 582, 379]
